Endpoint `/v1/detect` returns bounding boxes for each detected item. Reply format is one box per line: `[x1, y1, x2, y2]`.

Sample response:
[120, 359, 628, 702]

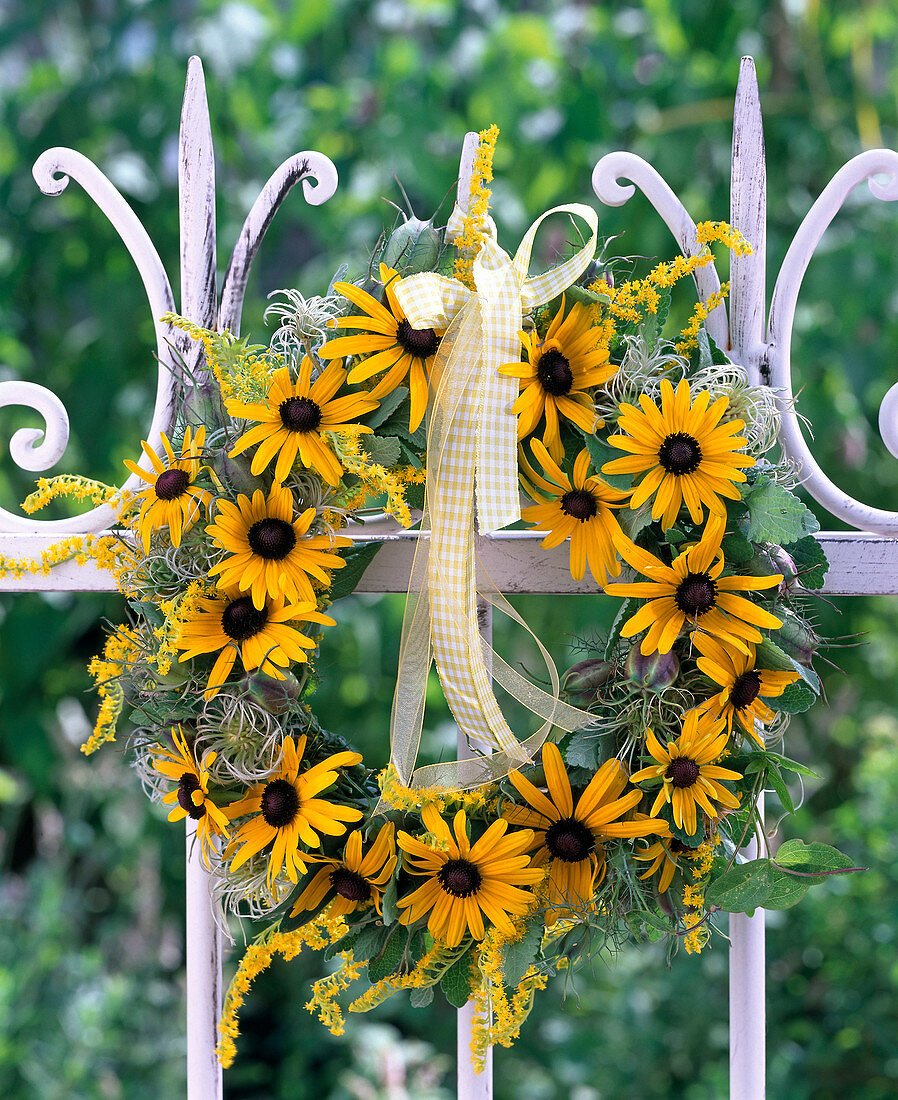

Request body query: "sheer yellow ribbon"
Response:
[379, 203, 604, 797]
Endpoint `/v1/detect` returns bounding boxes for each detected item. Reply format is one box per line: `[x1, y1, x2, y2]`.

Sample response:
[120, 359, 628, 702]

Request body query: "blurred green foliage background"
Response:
[2, 1, 898, 1097]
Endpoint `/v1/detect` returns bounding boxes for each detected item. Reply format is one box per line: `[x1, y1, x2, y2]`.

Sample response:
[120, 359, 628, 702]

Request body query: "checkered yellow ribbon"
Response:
[384, 202, 601, 794]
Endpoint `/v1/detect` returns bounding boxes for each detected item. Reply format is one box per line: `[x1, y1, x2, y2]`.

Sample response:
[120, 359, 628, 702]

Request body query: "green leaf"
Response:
[440, 948, 474, 1008]
[362, 385, 408, 431]
[324, 930, 360, 961]
[756, 637, 820, 693]
[704, 860, 775, 913]
[582, 432, 633, 491]
[668, 814, 705, 847]
[380, 874, 399, 926]
[328, 541, 382, 603]
[721, 530, 755, 564]
[693, 329, 730, 372]
[403, 477, 426, 511]
[739, 481, 819, 544]
[361, 434, 401, 467]
[768, 679, 817, 715]
[562, 732, 602, 771]
[368, 925, 408, 984]
[377, 404, 426, 449]
[762, 869, 810, 910]
[501, 918, 543, 988]
[619, 501, 654, 539]
[410, 984, 434, 1008]
[605, 598, 635, 658]
[786, 534, 829, 590]
[755, 638, 799, 673]
[765, 764, 795, 814]
[353, 924, 390, 963]
[765, 752, 822, 780]
[774, 840, 860, 882]
[639, 285, 671, 349]
[636, 910, 675, 935]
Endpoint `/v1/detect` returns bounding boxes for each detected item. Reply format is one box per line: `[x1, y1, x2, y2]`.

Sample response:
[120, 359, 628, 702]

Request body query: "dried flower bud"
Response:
[562, 658, 614, 704]
[381, 217, 442, 273]
[242, 671, 302, 715]
[775, 612, 820, 666]
[744, 543, 798, 594]
[625, 647, 680, 692]
[210, 448, 256, 498]
[181, 379, 226, 429]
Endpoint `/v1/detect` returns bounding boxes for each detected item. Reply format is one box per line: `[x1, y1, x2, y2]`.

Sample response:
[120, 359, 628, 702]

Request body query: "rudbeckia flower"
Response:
[606, 516, 783, 656]
[226, 358, 379, 485]
[225, 734, 363, 889]
[151, 726, 230, 864]
[175, 584, 334, 700]
[396, 806, 542, 947]
[319, 263, 444, 432]
[499, 296, 615, 461]
[519, 439, 628, 584]
[630, 709, 741, 836]
[602, 378, 754, 531]
[289, 822, 397, 919]
[632, 832, 697, 893]
[206, 483, 351, 609]
[123, 426, 212, 551]
[505, 742, 666, 924]
[694, 634, 799, 744]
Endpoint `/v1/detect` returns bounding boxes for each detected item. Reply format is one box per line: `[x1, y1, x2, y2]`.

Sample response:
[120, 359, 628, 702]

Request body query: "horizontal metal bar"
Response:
[1, 527, 896, 596]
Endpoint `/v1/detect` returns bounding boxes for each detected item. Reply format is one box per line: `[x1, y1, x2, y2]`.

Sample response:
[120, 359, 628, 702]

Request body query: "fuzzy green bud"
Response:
[381, 217, 442, 273]
[625, 647, 680, 692]
[181, 379, 226, 430]
[209, 447, 257, 498]
[774, 612, 820, 666]
[562, 658, 614, 704]
[743, 543, 798, 594]
[242, 670, 302, 715]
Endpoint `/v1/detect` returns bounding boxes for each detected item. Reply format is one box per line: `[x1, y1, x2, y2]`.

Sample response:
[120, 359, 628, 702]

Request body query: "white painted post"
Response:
[186, 822, 224, 1099]
[179, 57, 224, 1100]
[456, 594, 495, 1099]
[728, 57, 768, 1100]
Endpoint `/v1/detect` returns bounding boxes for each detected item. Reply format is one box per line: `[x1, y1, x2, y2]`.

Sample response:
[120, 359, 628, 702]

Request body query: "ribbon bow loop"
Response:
[385, 201, 602, 794]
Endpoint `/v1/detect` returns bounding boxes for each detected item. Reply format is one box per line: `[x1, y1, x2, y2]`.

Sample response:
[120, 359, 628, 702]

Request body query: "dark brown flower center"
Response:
[658, 432, 703, 475]
[666, 757, 700, 789]
[536, 348, 574, 396]
[674, 571, 717, 616]
[330, 866, 372, 902]
[155, 468, 190, 500]
[220, 596, 268, 641]
[247, 518, 297, 560]
[560, 489, 598, 521]
[279, 396, 321, 433]
[437, 858, 482, 898]
[730, 670, 762, 710]
[668, 837, 697, 855]
[261, 777, 300, 828]
[396, 319, 440, 359]
[545, 818, 595, 863]
[177, 772, 206, 819]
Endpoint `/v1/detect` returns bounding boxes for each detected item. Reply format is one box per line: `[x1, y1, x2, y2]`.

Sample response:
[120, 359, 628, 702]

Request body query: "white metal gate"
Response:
[2, 54, 897, 1100]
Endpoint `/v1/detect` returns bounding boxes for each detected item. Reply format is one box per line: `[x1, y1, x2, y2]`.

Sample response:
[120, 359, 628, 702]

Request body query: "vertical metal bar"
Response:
[729, 55, 767, 1100]
[456, 595, 494, 1100]
[179, 56, 224, 1100]
[730, 55, 768, 383]
[186, 823, 224, 1099]
[728, 805, 766, 1100]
